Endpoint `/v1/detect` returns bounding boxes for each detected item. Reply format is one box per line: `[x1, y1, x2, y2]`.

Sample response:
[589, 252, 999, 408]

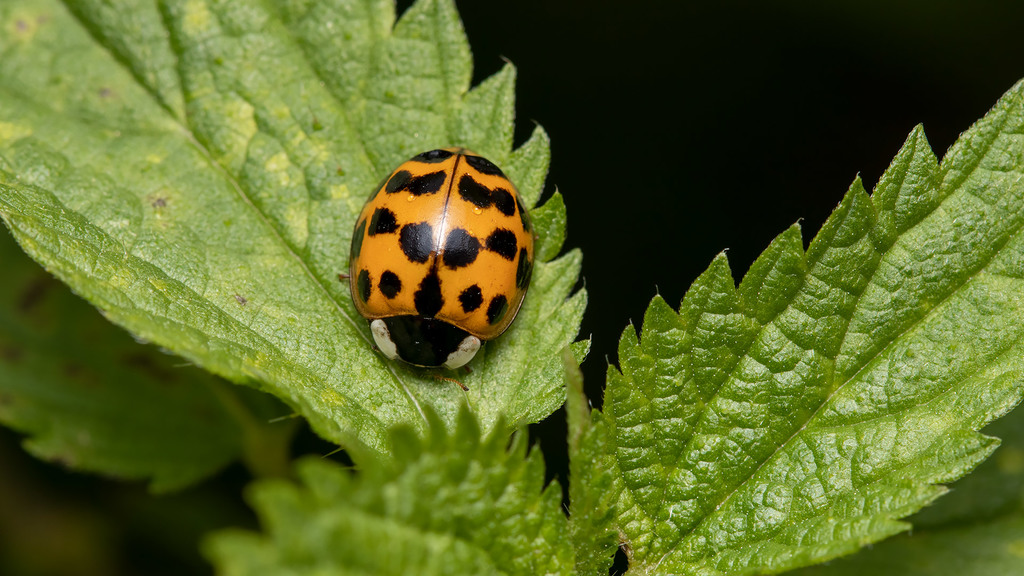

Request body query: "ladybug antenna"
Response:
[433, 373, 469, 391]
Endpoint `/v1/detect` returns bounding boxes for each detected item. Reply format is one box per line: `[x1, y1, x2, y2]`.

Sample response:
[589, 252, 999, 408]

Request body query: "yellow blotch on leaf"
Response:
[182, 0, 213, 35]
[0, 121, 32, 143]
[265, 151, 293, 186]
[329, 184, 349, 200]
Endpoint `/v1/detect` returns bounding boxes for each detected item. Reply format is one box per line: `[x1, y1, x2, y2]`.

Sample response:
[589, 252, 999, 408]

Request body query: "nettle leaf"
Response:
[204, 408, 573, 576]
[565, 349, 621, 576]
[0, 0, 584, 455]
[792, 511, 1024, 576]
[0, 227, 292, 492]
[793, 402, 1024, 576]
[909, 400, 1024, 529]
[589, 81, 1024, 574]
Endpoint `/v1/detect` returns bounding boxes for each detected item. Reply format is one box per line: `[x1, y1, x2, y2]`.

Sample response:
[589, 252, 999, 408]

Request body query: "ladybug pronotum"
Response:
[348, 148, 534, 369]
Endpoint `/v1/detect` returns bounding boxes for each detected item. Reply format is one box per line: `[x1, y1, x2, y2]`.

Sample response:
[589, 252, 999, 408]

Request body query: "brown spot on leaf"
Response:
[152, 197, 167, 208]
[234, 294, 247, 306]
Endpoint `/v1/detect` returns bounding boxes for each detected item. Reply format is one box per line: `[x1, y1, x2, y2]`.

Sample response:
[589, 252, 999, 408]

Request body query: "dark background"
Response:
[4, 0, 1024, 573]
[456, 0, 1024, 523]
[456, 0, 1024, 392]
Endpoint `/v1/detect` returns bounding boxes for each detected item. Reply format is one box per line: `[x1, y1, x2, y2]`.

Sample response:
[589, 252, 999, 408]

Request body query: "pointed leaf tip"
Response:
[207, 407, 574, 575]
[0, 0, 583, 457]
[509, 124, 551, 208]
[601, 80, 1024, 574]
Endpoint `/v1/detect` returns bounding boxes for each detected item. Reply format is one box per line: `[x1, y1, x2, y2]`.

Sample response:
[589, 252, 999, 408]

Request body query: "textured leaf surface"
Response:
[794, 403, 1024, 575]
[593, 81, 1024, 574]
[0, 0, 584, 455]
[565, 348, 620, 576]
[910, 400, 1024, 529]
[0, 228, 290, 492]
[204, 409, 573, 576]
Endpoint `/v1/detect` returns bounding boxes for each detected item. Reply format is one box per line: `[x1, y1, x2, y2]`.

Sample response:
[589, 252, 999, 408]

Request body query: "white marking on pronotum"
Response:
[370, 319, 399, 361]
[443, 335, 481, 370]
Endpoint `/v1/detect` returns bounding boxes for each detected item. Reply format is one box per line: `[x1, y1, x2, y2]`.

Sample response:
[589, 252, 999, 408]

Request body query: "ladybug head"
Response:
[369, 316, 481, 370]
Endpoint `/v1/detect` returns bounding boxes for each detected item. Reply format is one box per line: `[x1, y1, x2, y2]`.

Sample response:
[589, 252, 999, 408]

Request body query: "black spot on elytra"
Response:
[486, 229, 518, 261]
[491, 188, 515, 216]
[464, 154, 505, 177]
[458, 174, 492, 208]
[516, 248, 532, 289]
[396, 171, 447, 196]
[486, 295, 508, 325]
[357, 269, 372, 303]
[379, 270, 402, 299]
[414, 271, 444, 317]
[443, 228, 480, 268]
[399, 222, 434, 263]
[369, 207, 398, 235]
[413, 149, 454, 163]
[385, 170, 412, 194]
[459, 285, 483, 312]
[516, 194, 531, 232]
[350, 218, 366, 260]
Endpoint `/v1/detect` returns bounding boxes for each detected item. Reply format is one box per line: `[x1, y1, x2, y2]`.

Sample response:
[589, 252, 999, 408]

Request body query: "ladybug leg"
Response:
[337, 273, 350, 281]
[462, 365, 473, 375]
[433, 374, 469, 391]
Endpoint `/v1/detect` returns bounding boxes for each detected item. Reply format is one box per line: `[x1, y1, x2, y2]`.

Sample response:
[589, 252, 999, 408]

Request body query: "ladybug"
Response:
[348, 148, 534, 370]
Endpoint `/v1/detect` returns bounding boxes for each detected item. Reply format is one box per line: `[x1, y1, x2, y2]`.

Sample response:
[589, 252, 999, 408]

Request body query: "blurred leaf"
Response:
[587, 80, 1024, 574]
[792, 511, 1024, 576]
[205, 408, 573, 575]
[0, 228, 289, 492]
[0, 0, 584, 456]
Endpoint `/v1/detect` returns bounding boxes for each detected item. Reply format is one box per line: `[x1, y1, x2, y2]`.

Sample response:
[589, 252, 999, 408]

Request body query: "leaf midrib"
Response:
[663, 117, 1023, 566]
[57, 0, 429, 424]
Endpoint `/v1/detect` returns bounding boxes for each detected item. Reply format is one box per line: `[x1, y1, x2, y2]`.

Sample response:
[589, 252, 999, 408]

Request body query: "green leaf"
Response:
[565, 348, 620, 576]
[792, 402, 1024, 576]
[909, 400, 1024, 529]
[594, 81, 1024, 574]
[791, 512, 1024, 576]
[0, 228, 291, 492]
[533, 191, 568, 264]
[0, 0, 584, 456]
[204, 408, 573, 575]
